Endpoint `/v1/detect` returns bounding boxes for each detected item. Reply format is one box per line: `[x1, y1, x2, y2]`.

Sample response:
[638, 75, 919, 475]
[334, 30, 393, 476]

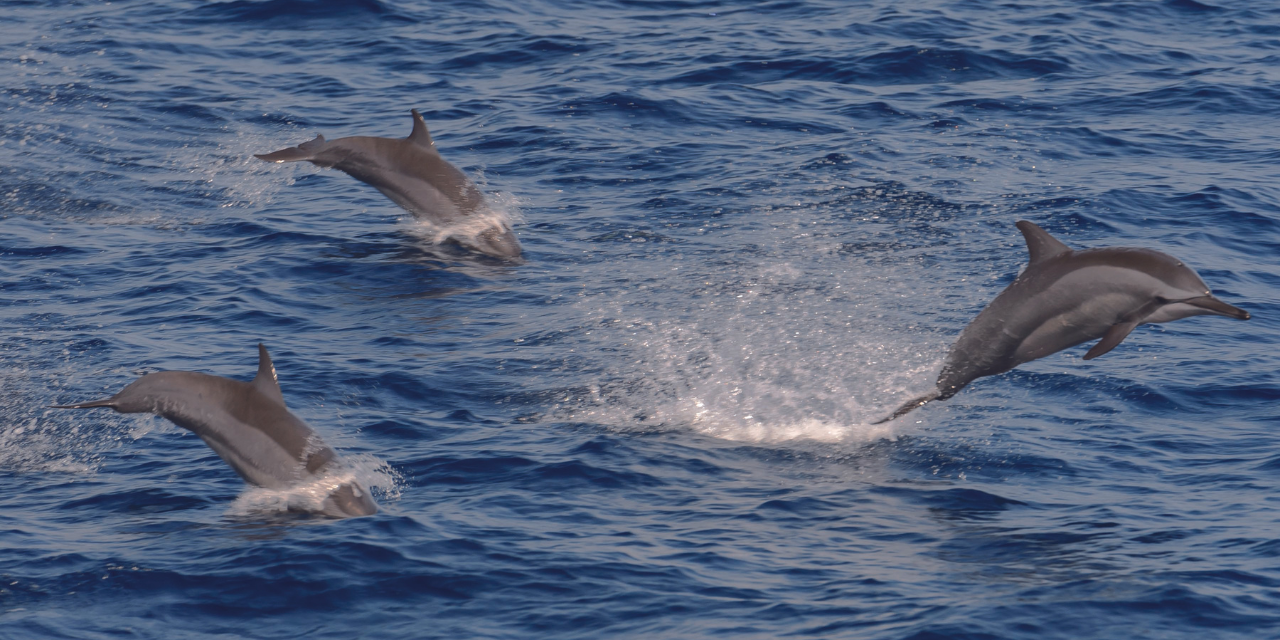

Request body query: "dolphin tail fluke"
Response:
[50, 397, 118, 410]
[254, 134, 327, 163]
[871, 389, 941, 425]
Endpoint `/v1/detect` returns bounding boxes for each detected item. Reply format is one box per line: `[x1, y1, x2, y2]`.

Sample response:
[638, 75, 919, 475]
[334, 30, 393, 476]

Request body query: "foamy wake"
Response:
[558, 249, 948, 444]
[0, 403, 173, 474]
[228, 453, 403, 518]
[696, 418, 899, 444]
[563, 387, 918, 445]
[0, 416, 99, 473]
[401, 189, 524, 248]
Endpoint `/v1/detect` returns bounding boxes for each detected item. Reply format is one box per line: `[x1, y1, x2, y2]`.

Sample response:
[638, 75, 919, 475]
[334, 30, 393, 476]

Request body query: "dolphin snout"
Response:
[322, 481, 379, 518]
[1187, 295, 1250, 320]
[473, 227, 524, 261]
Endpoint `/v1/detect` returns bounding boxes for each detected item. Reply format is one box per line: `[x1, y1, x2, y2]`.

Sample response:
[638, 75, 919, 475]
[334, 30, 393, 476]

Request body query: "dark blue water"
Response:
[4, 0, 1280, 637]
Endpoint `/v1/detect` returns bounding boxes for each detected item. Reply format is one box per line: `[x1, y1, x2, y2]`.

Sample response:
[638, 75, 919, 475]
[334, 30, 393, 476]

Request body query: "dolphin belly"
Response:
[371, 177, 464, 223]
[1009, 292, 1137, 365]
[198, 429, 303, 490]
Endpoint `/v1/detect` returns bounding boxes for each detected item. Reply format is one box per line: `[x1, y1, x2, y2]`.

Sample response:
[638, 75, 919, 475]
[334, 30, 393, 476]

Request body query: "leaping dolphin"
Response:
[53, 344, 379, 518]
[256, 109, 522, 260]
[874, 220, 1250, 424]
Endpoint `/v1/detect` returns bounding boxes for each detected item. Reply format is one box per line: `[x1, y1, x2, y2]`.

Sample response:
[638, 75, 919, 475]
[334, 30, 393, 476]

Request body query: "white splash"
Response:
[400, 185, 524, 249]
[559, 253, 948, 444]
[227, 453, 403, 518]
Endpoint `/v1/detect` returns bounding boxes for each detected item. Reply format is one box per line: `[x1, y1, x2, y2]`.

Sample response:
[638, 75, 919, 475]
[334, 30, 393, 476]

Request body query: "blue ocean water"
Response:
[3, 0, 1280, 637]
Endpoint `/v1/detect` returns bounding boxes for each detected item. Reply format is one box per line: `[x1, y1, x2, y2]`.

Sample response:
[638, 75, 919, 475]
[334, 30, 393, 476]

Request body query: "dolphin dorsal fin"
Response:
[408, 109, 435, 148]
[252, 343, 287, 407]
[1016, 220, 1072, 264]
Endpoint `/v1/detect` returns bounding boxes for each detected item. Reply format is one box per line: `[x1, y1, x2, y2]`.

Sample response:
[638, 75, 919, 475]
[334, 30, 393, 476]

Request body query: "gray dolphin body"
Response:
[875, 221, 1250, 424]
[54, 345, 378, 518]
[256, 109, 521, 260]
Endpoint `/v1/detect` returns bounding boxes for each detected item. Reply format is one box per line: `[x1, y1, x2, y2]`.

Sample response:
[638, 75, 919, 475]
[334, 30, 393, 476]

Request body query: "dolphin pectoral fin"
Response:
[254, 134, 327, 163]
[1083, 321, 1139, 360]
[50, 397, 118, 410]
[1016, 220, 1072, 264]
[1185, 296, 1251, 320]
[871, 389, 942, 425]
[251, 343, 287, 407]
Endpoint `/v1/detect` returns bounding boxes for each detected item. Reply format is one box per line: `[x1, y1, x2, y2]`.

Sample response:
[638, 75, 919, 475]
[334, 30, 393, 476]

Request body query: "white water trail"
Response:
[562, 250, 950, 444]
[228, 453, 404, 518]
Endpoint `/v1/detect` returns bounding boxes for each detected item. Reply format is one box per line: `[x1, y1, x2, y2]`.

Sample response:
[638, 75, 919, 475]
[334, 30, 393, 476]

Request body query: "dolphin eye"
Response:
[1155, 296, 1169, 304]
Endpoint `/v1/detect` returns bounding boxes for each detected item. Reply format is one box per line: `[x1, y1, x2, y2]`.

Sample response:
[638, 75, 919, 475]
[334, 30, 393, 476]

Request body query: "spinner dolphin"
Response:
[256, 109, 521, 260]
[875, 221, 1250, 424]
[54, 344, 378, 518]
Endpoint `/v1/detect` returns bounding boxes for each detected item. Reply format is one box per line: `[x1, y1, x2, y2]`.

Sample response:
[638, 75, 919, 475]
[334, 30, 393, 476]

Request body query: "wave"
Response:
[663, 47, 1069, 86]
[184, 0, 407, 26]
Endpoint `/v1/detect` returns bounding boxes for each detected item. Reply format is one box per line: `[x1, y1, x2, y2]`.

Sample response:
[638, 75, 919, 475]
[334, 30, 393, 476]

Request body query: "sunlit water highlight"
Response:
[2, 0, 1280, 638]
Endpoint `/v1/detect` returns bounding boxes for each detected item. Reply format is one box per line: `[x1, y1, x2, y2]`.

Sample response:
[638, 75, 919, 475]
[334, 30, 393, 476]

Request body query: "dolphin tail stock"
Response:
[50, 397, 118, 410]
[254, 134, 327, 163]
[870, 389, 941, 425]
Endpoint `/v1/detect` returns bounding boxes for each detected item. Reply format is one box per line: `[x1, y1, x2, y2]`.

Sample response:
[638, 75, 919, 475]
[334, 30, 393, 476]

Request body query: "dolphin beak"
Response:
[1185, 295, 1250, 320]
[474, 227, 524, 261]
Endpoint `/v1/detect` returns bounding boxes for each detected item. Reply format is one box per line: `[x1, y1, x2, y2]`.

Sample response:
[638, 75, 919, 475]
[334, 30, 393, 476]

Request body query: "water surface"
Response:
[2, 0, 1279, 638]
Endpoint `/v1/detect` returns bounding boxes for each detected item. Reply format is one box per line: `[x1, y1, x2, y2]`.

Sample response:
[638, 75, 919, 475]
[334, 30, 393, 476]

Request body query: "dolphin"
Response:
[874, 220, 1250, 424]
[53, 344, 379, 518]
[255, 109, 522, 260]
